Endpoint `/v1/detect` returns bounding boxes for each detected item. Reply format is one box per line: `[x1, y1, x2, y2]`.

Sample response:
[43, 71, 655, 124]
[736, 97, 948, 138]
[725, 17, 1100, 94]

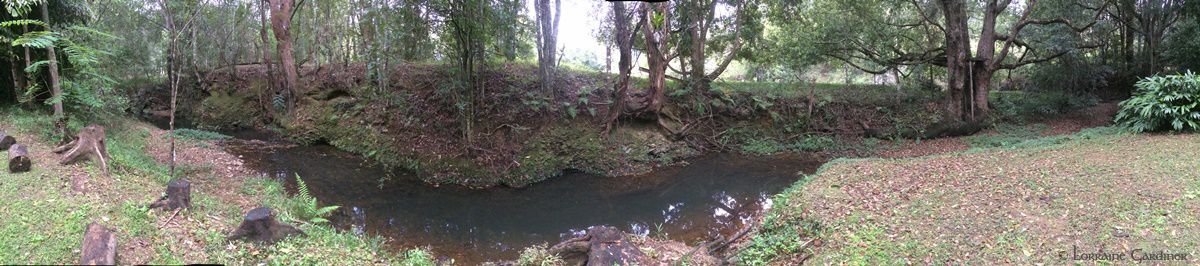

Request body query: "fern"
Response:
[12, 30, 58, 48]
[0, 19, 46, 28]
[292, 174, 340, 224]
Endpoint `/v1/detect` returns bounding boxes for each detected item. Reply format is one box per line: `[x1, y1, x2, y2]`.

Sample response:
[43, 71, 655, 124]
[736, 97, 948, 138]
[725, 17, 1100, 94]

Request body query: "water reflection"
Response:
[222, 134, 822, 264]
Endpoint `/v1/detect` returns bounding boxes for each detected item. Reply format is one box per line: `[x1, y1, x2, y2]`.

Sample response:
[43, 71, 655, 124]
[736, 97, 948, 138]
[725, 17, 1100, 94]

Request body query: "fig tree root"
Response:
[227, 207, 303, 243]
[53, 125, 111, 175]
[0, 131, 15, 150]
[8, 144, 30, 173]
[149, 179, 191, 210]
[548, 225, 647, 266]
[79, 222, 117, 265]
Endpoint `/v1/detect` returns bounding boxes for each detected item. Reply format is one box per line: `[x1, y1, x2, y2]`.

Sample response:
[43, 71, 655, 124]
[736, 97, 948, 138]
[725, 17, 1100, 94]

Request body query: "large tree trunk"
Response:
[939, 0, 975, 122]
[269, 0, 299, 111]
[639, 2, 669, 115]
[54, 125, 112, 175]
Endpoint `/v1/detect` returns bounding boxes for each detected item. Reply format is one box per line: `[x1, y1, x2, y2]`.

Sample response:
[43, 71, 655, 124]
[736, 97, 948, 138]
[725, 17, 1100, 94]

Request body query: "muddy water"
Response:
[219, 131, 821, 264]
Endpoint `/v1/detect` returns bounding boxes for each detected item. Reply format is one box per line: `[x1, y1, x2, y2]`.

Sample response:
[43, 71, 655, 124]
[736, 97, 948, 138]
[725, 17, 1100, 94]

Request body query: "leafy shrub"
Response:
[289, 175, 339, 224]
[1115, 72, 1200, 132]
[515, 244, 564, 266]
[400, 248, 439, 266]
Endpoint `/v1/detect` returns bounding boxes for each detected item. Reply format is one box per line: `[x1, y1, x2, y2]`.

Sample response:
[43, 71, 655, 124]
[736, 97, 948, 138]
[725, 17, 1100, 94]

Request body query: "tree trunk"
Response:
[149, 179, 192, 210]
[227, 206, 303, 243]
[604, 1, 633, 133]
[10, 56, 25, 101]
[0, 131, 15, 151]
[53, 125, 111, 175]
[535, 0, 560, 93]
[79, 222, 116, 265]
[939, 0, 973, 122]
[259, 0, 278, 116]
[8, 144, 30, 173]
[640, 2, 669, 114]
[548, 226, 648, 266]
[41, 4, 66, 139]
[269, 0, 299, 111]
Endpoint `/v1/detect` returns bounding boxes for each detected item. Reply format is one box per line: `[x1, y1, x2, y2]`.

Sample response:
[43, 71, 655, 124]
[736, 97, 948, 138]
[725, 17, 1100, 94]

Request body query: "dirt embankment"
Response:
[144, 63, 947, 187]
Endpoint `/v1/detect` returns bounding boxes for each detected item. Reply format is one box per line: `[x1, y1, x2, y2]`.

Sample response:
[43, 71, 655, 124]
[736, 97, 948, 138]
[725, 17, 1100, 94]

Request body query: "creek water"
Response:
[210, 129, 821, 264]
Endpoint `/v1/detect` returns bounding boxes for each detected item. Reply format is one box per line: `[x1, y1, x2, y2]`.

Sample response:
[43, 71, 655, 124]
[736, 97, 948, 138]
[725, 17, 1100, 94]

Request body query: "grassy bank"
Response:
[734, 128, 1200, 265]
[0, 109, 438, 265]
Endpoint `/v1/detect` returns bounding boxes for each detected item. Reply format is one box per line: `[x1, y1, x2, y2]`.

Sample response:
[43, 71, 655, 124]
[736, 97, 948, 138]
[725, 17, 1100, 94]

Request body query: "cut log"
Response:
[0, 131, 14, 151]
[227, 206, 303, 243]
[8, 144, 30, 173]
[549, 225, 647, 266]
[149, 179, 191, 210]
[54, 125, 111, 175]
[79, 222, 117, 265]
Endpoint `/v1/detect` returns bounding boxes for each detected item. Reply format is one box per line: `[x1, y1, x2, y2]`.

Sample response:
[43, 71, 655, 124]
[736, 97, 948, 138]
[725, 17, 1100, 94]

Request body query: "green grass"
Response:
[0, 109, 438, 265]
[740, 128, 1200, 264]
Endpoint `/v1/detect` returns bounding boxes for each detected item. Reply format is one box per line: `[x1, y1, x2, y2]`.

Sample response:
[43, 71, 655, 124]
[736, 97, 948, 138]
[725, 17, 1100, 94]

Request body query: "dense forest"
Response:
[1, 0, 1198, 265]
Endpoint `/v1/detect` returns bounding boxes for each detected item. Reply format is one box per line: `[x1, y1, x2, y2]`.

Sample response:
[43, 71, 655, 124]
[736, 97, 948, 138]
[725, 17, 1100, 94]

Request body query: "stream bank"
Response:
[215, 127, 824, 264]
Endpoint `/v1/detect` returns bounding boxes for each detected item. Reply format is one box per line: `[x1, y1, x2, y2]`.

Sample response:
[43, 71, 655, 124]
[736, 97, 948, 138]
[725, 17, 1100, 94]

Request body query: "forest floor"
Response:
[0, 109, 437, 265]
[732, 107, 1200, 264]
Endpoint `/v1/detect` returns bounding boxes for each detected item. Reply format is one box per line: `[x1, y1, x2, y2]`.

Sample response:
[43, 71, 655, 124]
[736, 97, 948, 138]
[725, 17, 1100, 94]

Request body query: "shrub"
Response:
[515, 244, 564, 266]
[1115, 72, 1200, 132]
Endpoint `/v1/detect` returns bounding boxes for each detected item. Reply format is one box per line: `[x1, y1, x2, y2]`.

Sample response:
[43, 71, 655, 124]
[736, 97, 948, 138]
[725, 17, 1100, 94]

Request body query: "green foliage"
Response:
[196, 92, 260, 130]
[400, 248, 440, 266]
[989, 91, 1095, 122]
[289, 175, 340, 224]
[1115, 72, 1200, 132]
[964, 123, 1046, 148]
[515, 244, 564, 266]
[169, 128, 231, 142]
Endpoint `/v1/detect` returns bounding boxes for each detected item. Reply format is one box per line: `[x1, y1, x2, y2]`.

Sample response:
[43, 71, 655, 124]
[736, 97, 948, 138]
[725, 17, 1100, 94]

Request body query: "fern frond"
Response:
[0, 19, 46, 28]
[12, 30, 57, 49]
[24, 59, 47, 74]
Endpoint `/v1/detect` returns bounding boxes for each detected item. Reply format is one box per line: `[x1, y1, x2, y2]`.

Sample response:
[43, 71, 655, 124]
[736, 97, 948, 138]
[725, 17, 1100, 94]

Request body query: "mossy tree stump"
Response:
[8, 144, 30, 173]
[80, 222, 116, 265]
[227, 207, 303, 243]
[53, 125, 112, 175]
[149, 179, 191, 210]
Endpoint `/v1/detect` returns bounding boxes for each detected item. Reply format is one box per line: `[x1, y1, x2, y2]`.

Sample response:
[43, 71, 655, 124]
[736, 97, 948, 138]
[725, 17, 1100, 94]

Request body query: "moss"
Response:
[195, 91, 260, 130]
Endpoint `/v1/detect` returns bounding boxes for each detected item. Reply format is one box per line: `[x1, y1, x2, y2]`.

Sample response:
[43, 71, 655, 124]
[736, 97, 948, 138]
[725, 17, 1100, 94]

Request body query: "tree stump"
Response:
[0, 131, 14, 151]
[149, 179, 191, 210]
[227, 207, 303, 243]
[549, 225, 647, 266]
[53, 125, 111, 175]
[80, 222, 117, 265]
[8, 144, 30, 173]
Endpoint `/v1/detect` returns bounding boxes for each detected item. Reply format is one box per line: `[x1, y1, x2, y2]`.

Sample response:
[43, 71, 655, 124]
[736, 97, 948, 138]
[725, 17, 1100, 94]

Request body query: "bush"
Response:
[1115, 72, 1200, 132]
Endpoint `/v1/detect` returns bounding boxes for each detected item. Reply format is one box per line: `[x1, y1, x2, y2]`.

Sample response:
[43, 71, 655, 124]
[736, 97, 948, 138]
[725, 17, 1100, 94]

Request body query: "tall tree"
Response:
[268, 0, 298, 111]
[534, 0, 561, 92]
[604, 0, 634, 134]
[40, 3, 65, 139]
[772, 0, 1106, 123]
